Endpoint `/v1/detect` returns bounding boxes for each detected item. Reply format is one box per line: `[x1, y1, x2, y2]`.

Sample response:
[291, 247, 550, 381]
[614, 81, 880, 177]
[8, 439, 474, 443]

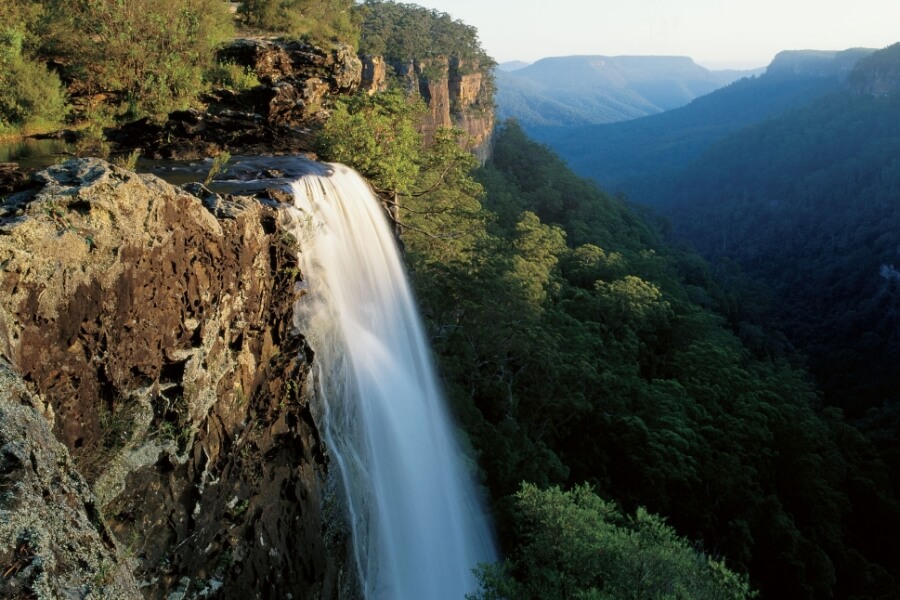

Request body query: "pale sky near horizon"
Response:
[413, 0, 900, 70]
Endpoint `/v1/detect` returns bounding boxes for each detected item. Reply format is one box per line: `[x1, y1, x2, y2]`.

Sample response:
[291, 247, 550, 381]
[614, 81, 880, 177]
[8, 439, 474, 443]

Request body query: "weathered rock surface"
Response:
[359, 55, 388, 95]
[0, 159, 344, 598]
[219, 39, 362, 128]
[365, 55, 495, 154]
[1, 360, 141, 599]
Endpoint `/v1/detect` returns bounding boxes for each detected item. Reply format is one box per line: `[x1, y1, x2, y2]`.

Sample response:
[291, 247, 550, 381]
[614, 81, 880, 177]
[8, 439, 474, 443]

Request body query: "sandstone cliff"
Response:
[361, 55, 495, 157]
[0, 159, 345, 599]
[108, 40, 495, 163]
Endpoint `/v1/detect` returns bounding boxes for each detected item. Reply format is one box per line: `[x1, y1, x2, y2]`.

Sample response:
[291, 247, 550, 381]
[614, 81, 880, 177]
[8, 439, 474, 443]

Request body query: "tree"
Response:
[470, 483, 754, 600]
[41, 0, 234, 118]
[0, 27, 67, 130]
[239, 0, 359, 45]
[357, 0, 493, 64]
[318, 89, 423, 193]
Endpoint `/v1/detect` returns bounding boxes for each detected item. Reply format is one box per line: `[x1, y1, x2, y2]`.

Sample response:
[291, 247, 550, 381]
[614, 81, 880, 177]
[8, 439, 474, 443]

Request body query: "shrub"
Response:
[0, 28, 68, 130]
[470, 483, 755, 600]
[206, 61, 262, 92]
[42, 0, 234, 120]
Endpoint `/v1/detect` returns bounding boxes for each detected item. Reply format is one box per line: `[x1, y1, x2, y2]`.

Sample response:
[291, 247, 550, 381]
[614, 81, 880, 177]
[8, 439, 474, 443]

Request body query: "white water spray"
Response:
[288, 163, 496, 599]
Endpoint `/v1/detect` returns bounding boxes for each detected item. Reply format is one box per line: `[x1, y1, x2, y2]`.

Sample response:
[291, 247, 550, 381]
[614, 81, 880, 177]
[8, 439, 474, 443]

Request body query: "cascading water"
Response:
[287, 163, 496, 599]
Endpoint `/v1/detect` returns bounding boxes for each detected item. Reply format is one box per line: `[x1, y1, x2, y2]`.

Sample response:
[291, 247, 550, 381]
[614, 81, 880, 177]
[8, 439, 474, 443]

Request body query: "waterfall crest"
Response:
[288, 163, 496, 599]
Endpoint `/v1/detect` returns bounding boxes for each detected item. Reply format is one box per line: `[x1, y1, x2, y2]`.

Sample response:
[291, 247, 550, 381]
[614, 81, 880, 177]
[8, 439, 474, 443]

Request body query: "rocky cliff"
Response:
[848, 43, 900, 96]
[361, 55, 495, 157]
[0, 159, 347, 599]
[116, 39, 495, 162]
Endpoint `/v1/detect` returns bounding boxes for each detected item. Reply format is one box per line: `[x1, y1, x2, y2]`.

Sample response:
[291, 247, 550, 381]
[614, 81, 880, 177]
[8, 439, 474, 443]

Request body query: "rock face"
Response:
[220, 38, 362, 127]
[108, 40, 495, 163]
[0, 159, 345, 598]
[1, 361, 141, 599]
[848, 43, 900, 96]
[359, 55, 388, 94]
[362, 55, 495, 155]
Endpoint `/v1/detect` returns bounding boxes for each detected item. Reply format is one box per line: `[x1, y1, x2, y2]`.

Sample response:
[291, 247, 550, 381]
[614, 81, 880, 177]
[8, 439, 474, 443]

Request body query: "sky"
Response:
[413, 0, 900, 70]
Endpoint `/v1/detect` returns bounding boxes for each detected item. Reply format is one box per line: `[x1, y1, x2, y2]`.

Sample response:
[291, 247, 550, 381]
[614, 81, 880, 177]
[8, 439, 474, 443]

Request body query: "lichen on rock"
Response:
[1, 360, 141, 599]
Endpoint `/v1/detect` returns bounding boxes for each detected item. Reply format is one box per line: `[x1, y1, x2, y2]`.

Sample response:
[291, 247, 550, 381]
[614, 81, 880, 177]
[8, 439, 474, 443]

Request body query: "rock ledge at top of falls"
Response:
[110, 38, 363, 160]
[0, 158, 348, 599]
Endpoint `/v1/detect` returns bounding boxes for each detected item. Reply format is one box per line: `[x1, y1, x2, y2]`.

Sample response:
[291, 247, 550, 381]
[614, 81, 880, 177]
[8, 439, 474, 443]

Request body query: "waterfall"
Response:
[288, 163, 496, 599]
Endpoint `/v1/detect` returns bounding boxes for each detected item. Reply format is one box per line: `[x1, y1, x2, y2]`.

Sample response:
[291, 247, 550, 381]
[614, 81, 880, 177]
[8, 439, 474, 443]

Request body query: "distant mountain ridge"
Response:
[497, 60, 530, 72]
[529, 47, 877, 199]
[495, 54, 758, 127]
[766, 47, 875, 79]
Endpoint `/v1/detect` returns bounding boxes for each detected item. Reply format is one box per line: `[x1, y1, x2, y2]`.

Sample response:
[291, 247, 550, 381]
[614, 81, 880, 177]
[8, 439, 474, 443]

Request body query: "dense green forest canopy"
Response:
[659, 86, 900, 464]
[485, 45, 900, 598]
[356, 0, 492, 63]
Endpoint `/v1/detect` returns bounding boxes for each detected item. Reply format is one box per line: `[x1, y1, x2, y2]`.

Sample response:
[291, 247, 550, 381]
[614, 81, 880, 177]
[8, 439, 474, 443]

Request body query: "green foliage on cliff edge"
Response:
[238, 0, 360, 47]
[317, 89, 425, 195]
[41, 0, 235, 119]
[357, 0, 493, 64]
[0, 0, 236, 124]
[0, 27, 68, 131]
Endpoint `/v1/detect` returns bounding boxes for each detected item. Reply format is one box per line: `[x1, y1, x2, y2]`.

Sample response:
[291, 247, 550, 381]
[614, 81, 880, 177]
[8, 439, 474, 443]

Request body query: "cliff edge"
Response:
[361, 55, 495, 157]
[0, 159, 345, 599]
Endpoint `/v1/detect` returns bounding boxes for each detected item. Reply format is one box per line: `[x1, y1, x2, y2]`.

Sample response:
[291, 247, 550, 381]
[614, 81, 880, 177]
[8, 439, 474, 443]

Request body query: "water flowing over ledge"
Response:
[286, 163, 496, 599]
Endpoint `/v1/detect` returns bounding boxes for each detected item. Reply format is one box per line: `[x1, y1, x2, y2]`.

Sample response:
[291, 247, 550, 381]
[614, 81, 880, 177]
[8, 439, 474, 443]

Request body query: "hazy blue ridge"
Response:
[495, 54, 757, 129]
[527, 47, 876, 201]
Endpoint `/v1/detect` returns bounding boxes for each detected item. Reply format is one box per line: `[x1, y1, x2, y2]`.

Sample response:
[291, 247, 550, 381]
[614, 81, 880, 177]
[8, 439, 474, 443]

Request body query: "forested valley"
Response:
[1, 1, 898, 599]
[504, 41, 900, 600]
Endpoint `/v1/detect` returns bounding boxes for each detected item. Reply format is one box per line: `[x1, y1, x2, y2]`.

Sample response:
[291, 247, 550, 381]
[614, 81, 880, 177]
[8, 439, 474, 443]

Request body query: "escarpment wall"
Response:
[0, 159, 343, 599]
[361, 55, 495, 156]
